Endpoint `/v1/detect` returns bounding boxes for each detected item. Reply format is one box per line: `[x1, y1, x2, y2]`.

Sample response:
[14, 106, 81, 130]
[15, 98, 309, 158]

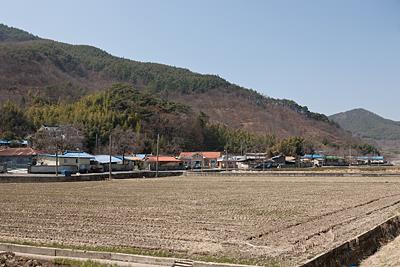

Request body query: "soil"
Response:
[0, 252, 68, 267]
[360, 234, 400, 267]
[1, 175, 400, 266]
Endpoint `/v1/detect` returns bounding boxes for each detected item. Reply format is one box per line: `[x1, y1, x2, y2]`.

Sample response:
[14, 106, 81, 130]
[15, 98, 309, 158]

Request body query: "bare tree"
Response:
[110, 126, 141, 164]
[32, 125, 84, 175]
[32, 125, 84, 151]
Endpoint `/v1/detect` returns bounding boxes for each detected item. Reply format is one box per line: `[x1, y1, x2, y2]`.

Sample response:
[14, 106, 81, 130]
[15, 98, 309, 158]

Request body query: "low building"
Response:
[356, 156, 385, 165]
[325, 155, 348, 166]
[0, 140, 29, 147]
[179, 152, 221, 169]
[301, 154, 325, 167]
[144, 156, 183, 171]
[37, 151, 95, 173]
[122, 156, 144, 170]
[217, 155, 238, 169]
[94, 155, 135, 172]
[0, 147, 40, 168]
[235, 153, 269, 169]
[271, 155, 285, 165]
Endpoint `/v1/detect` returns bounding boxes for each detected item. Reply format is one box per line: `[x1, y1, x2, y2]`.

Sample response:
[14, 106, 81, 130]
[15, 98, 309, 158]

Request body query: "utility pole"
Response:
[349, 144, 352, 166]
[225, 149, 228, 172]
[95, 133, 98, 155]
[109, 134, 112, 180]
[263, 152, 265, 172]
[155, 134, 160, 178]
[55, 149, 59, 177]
[77, 148, 80, 175]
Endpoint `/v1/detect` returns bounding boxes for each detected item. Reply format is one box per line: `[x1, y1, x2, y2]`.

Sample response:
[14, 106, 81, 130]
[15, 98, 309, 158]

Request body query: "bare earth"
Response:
[361, 234, 400, 267]
[1, 175, 400, 266]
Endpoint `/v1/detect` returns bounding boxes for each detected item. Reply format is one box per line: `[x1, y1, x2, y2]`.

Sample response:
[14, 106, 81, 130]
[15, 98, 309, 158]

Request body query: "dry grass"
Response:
[1, 175, 400, 266]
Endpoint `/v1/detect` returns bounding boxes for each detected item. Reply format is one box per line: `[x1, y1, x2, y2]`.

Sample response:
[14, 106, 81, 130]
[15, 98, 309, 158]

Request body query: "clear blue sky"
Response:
[2, 0, 400, 119]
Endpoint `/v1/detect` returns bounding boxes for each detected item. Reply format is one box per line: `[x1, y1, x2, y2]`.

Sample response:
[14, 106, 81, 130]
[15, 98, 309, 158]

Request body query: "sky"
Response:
[1, 0, 400, 120]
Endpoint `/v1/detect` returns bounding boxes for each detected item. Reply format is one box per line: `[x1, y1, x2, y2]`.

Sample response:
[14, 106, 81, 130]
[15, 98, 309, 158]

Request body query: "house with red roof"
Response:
[0, 147, 41, 169]
[178, 151, 221, 169]
[144, 156, 183, 171]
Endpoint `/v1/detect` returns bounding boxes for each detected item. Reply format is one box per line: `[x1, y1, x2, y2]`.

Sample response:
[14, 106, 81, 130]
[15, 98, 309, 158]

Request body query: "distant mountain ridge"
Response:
[330, 108, 400, 157]
[0, 23, 361, 152]
[330, 108, 400, 140]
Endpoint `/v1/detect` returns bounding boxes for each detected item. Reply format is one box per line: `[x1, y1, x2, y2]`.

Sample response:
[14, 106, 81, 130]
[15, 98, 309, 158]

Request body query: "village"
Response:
[0, 138, 389, 175]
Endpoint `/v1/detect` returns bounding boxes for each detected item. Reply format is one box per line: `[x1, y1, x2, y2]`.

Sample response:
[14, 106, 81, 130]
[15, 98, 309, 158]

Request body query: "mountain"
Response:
[330, 108, 400, 156]
[0, 23, 362, 153]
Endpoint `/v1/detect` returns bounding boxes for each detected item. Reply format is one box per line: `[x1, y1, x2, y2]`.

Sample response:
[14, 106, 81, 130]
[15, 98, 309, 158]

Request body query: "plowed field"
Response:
[1, 175, 400, 266]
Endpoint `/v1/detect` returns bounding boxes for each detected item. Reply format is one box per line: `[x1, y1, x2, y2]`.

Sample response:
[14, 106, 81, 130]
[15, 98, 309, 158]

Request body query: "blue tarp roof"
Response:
[302, 154, 325, 159]
[357, 156, 384, 160]
[94, 155, 122, 164]
[132, 154, 148, 160]
[41, 151, 95, 159]
[0, 140, 28, 145]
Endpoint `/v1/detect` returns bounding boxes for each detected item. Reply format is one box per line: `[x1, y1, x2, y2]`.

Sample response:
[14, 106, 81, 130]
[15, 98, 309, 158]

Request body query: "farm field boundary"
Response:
[301, 214, 400, 267]
[0, 242, 257, 267]
[187, 171, 400, 177]
[0, 171, 183, 183]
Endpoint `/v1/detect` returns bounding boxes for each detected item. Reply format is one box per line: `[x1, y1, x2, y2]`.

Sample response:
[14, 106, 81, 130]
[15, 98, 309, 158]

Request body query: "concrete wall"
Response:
[0, 171, 183, 183]
[301, 215, 400, 267]
[30, 165, 78, 174]
[0, 242, 257, 267]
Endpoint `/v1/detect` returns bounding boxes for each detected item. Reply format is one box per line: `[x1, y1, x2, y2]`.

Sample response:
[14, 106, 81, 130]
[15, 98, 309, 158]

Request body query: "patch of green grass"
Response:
[195, 254, 282, 266]
[53, 258, 116, 267]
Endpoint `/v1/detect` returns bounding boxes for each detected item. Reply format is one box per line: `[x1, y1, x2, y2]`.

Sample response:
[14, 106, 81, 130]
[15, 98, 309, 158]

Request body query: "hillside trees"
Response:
[0, 101, 34, 139]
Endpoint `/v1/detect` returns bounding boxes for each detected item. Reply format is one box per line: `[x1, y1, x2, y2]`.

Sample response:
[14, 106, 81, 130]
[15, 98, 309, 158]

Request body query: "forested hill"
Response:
[0, 23, 362, 153]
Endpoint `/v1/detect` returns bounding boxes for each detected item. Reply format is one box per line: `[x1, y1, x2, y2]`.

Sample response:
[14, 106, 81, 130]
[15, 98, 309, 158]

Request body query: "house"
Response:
[217, 155, 237, 169]
[179, 152, 221, 169]
[0, 140, 29, 147]
[0, 147, 40, 169]
[94, 155, 135, 172]
[356, 156, 385, 165]
[271, 155, 285, 165]
[144, 156, 183, 171]
[325, 156, 348, 166]
[37, 151, 95, 173]
[235, 153, 269, 169]
[285, 156, 297, 167]
[122, 156, 144, 170]
[301, 154, 325, 167]
[0, 140, 11, 147]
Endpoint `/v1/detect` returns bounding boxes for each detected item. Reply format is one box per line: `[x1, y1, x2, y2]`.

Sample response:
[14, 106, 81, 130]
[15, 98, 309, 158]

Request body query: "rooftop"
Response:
[146, 156, 182, 162]
[94, 155, 122, 164]
[0, 147, 40, 156]
[40, 151, 95, 159]
[179, 151, 221, 159]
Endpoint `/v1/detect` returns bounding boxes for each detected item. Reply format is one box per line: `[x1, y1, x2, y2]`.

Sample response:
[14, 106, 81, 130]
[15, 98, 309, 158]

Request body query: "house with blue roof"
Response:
[37, 151, 95, 173]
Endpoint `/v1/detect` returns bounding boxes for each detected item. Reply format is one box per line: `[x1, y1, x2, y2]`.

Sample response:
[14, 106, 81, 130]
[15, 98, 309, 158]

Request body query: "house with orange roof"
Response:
[178, 151, 221, 169]
[144, 156, 183, 171]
